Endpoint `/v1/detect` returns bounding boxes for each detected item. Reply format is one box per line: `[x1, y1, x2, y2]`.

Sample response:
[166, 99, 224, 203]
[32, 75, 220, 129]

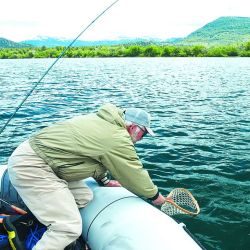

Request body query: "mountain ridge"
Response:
[0, 16, 250, 48]
[0, 37, 30, 48]
[179, 16, 250, 45]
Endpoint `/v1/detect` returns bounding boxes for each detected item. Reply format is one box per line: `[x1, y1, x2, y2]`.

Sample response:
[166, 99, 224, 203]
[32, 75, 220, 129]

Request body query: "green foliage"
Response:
[143, 46, 161, 57]
[180, 16, 250, 46]
[244, 41, 250, 51]
[125, 46, 142, 57]
[161, 47, 171, 57]
[0, 41, 249, 59]
[191, 45, 207, 56]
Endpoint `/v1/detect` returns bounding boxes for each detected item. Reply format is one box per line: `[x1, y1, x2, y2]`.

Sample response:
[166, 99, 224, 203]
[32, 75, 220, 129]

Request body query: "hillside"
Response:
[179, 16, 250, 45]
[0, 37, 30, 48]
[1, 16, 250, 48]
[20, 36, 168, 47]
[19, 16, 250, 47]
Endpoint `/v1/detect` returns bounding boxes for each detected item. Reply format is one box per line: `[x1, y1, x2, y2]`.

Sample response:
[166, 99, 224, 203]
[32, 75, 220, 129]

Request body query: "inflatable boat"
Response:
[0, 165, 204, 250]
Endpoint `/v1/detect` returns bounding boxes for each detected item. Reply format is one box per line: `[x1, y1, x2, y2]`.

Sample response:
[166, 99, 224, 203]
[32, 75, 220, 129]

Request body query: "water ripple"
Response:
[0, 58, 250, 249]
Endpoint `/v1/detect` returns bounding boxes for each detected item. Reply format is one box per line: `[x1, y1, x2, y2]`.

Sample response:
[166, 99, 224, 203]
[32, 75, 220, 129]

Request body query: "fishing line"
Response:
[0, 0, 120, 135]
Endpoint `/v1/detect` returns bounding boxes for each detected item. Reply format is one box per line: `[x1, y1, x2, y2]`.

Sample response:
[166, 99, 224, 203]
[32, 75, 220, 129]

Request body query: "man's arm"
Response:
[100, 137, 159, 200]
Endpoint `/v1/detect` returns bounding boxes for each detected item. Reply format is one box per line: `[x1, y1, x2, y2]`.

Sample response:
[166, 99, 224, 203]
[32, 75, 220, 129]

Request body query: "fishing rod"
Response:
[0, 0, 120, 135]
[0, 198, 27, 215]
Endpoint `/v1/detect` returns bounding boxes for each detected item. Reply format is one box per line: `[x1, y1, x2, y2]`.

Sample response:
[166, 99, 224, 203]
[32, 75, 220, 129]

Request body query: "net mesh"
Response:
[161, 188, 200, 216]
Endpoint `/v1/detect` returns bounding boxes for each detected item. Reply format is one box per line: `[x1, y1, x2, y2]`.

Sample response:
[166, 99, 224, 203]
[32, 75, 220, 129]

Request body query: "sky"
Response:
[1, 0, 249, 42]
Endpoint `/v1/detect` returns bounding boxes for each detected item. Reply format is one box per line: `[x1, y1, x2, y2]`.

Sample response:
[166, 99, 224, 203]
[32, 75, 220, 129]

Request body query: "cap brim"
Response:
[146, 127, 155, 136]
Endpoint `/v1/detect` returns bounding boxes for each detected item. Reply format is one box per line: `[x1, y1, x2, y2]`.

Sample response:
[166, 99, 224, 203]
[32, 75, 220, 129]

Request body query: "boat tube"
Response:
[0, 165, 203, 249]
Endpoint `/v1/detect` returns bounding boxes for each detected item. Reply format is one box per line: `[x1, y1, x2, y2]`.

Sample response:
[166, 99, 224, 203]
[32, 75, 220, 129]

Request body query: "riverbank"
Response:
[0, 42, 250, 59]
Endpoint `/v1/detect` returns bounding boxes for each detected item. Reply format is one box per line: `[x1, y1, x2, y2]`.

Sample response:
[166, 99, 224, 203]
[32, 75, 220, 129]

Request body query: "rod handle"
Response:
[11, 205, 27, 215]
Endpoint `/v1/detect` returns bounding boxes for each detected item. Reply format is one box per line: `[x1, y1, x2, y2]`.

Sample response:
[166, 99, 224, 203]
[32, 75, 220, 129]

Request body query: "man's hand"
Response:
[105, 180, 122, 187]
[152, 193, 166, 206]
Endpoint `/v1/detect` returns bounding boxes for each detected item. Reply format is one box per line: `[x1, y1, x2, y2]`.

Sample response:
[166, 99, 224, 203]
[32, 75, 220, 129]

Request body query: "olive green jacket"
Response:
[29, 103, 158, 199]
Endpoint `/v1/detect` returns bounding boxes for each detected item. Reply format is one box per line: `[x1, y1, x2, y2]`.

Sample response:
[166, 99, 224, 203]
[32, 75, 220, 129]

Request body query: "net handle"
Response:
[165, 188, 200, 216]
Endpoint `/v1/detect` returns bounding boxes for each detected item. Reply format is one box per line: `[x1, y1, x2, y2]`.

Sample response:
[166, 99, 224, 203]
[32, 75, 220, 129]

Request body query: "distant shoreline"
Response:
[0, 43, 249, 58]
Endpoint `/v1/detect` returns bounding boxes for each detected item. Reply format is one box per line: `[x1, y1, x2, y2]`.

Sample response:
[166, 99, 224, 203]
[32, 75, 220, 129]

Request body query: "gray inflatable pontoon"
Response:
[0, 165, 203, 250]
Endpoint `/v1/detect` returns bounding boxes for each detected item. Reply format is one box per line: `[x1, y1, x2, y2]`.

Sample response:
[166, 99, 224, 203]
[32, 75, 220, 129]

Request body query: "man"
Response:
[7, 103, 166, 250]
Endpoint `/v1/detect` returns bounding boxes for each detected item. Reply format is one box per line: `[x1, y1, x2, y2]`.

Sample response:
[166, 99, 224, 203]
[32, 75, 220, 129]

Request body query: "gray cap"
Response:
[125, 108, 155, 136]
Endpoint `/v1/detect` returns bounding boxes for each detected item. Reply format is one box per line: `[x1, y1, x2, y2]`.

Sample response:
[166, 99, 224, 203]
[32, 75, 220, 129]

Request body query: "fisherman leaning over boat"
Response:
[7, 103, 166, 250]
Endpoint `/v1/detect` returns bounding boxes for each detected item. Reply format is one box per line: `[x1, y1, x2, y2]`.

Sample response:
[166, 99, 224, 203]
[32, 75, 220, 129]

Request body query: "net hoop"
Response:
[161, 188, 200, 216]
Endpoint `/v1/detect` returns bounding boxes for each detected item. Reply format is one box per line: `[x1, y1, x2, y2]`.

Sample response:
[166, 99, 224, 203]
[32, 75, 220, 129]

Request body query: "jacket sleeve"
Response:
[100, 137, 158, 199]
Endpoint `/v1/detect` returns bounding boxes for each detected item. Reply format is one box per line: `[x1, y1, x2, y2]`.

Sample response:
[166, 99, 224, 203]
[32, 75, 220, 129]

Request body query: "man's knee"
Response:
[68, 181, 94, 208]
[74, 219, 83, 238]
[51, 212, 82, 239]
[67, 215, 83, 239]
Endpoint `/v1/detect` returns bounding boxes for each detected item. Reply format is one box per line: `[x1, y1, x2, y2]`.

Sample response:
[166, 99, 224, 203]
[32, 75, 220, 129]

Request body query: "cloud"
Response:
[0, 0, 249, 41]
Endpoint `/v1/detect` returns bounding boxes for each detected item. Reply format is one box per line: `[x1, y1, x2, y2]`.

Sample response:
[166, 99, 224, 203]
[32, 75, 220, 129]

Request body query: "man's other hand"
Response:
[105, 180, 122, 187]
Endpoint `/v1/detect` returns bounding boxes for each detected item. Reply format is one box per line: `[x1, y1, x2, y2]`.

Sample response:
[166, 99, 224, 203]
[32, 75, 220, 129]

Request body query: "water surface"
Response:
[0, 58, 250, 249]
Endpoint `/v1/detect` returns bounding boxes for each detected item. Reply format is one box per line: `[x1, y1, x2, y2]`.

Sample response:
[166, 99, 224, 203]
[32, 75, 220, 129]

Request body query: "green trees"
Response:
[240, 41, 250, 56]
[125, 46, 142, 57]
[143, 46, 160, 57]
[0, 41, 249, 59]
[191, 45, 206, 56]
[161, 47, 171, 56]
[226, 46, 238, 56]
[245, 41, 250, 51]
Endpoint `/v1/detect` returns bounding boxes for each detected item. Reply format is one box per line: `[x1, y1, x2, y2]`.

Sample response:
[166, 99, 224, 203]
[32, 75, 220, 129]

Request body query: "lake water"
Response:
[0, 57, 249, 249]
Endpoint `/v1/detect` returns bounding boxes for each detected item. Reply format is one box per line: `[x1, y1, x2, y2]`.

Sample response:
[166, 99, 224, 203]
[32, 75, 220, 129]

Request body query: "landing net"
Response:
[161, 188, 200, 216]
